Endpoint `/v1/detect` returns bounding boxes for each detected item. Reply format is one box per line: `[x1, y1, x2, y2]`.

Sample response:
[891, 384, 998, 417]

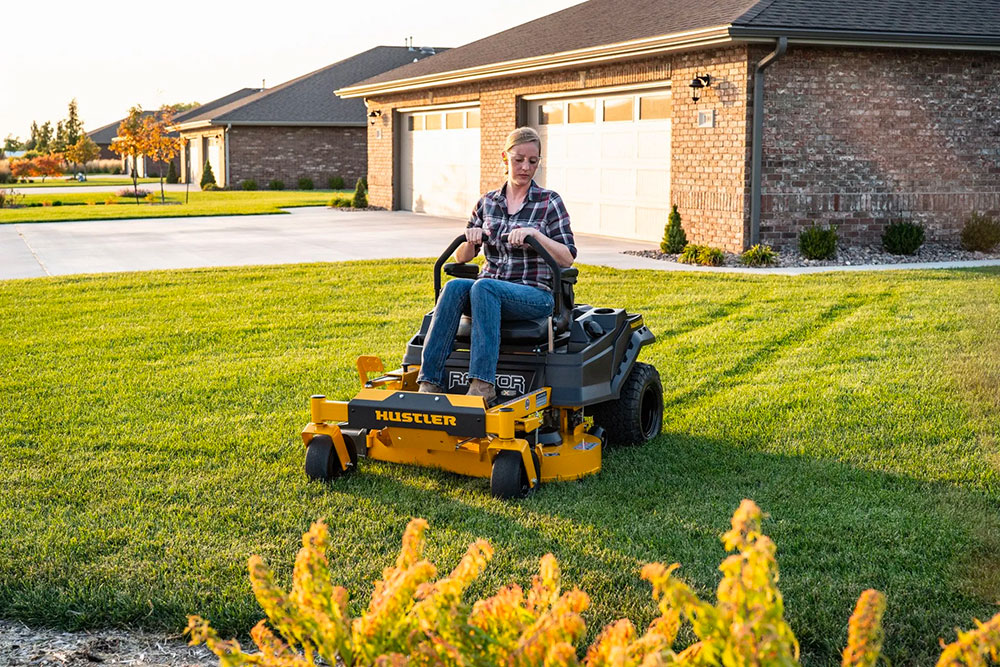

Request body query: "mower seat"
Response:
[451, 266, 578, 344]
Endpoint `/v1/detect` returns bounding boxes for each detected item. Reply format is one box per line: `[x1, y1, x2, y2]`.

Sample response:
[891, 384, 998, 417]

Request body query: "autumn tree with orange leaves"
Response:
[144, 108, 183, 202]
[109, 106, 147, 204]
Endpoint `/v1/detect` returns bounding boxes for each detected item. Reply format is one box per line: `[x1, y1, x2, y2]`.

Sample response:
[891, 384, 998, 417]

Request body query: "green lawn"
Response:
[7, 177, 159, 188]
[0, 263, 997, 665]
[0, 190, 347, 223]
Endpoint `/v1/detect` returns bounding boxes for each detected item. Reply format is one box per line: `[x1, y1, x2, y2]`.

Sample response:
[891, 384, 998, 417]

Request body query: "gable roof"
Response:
[175, 46, 445, 130]
[339, 0, 1000, 97]
[86, 91, 260, 144]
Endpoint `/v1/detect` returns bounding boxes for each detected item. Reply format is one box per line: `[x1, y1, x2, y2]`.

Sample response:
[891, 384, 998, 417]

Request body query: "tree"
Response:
[25, 121, 39, 151]
[661, 204, 687, 254]
[10, 158, 39, 181]
[166, 160, 178, 184]
[36, 121, 53, 153]
[3, 135, 22, 154]
[352, 177, 367, 208]
[143, 108, 182, 202]
[200, 159, 216, 190]
[109, 106, 148, 205]
[33, 154, 64, 182]
[66, 136, 100, 178]
[65, 98, 83, 146]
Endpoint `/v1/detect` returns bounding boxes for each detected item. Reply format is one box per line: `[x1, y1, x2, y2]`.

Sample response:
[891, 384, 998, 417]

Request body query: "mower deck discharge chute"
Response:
[302, 234, 663, 499]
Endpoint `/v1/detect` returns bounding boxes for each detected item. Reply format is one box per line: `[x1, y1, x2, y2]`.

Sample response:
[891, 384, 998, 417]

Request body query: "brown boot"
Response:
[418, 381, 445, 394]
[466, 379, 496, 405]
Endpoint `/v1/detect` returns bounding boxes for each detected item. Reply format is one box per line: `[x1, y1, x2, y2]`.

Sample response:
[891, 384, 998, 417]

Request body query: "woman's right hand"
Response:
[465, 227, 488, 245]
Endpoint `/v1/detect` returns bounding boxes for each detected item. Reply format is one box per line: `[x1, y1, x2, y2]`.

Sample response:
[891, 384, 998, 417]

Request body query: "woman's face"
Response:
[504, 141, 540, 188]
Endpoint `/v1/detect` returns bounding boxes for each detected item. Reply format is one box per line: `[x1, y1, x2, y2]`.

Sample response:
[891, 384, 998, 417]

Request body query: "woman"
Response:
[416, 127, 577, 404]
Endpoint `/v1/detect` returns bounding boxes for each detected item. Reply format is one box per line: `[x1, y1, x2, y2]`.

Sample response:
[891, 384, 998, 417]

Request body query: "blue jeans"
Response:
[418, 278, 554, 387]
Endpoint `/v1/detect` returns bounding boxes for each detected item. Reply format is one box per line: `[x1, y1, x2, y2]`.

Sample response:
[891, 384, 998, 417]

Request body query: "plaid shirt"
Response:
[467, 181, 576, 292]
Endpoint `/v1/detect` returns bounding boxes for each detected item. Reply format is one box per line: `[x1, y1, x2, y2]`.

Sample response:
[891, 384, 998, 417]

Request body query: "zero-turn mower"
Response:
[301, 234, 663, 498]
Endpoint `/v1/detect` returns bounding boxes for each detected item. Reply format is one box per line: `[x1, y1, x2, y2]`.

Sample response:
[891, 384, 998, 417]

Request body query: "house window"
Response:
[408, 116, 424, 131]
[446, 111, 464, 129]
[639, 95, 671, 120]
[424, 113, 442, 130]
[603, 97, 634, 122]
[568, 100, 595, 123]
[467, 109, 480, 128]
[537, 102, 564, 125]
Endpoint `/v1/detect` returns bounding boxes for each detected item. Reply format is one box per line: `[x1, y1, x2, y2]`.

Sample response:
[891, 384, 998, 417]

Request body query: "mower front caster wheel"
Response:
[305, 434, 358, 482]
[490, 450, 541, 500]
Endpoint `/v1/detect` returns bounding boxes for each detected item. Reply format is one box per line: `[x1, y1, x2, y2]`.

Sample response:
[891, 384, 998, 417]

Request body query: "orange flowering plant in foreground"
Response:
[187, 500, 1000, 666]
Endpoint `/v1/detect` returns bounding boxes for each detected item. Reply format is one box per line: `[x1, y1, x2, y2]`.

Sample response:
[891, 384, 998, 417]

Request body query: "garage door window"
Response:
[409, 116, 424, 131]
[603, 97, 633, 122]
[538, 102, 564, 125]
[446, 111, 464, 129]
[467, 109, 480, 128]
[568, 100, 595, 123]
[639, 95, 671, 120]
[425, 114, 442, 130]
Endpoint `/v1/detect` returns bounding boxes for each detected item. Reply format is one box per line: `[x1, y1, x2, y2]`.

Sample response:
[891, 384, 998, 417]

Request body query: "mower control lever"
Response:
[434, 234, 563, 319]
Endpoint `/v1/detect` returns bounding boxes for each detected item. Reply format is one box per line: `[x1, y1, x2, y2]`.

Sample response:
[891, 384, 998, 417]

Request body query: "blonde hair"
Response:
[503, 127, 541, 176]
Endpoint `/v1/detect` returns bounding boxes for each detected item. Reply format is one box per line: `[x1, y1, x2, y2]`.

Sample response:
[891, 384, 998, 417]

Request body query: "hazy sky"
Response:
[1, 0, 583, 141]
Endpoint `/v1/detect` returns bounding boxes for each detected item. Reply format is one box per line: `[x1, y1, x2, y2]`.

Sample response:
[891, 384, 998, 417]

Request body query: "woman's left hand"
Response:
[508, 227, 543, 247]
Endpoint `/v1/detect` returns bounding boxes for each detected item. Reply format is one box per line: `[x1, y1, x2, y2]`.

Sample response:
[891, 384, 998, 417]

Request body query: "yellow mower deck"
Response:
[302, 356, 602, 493]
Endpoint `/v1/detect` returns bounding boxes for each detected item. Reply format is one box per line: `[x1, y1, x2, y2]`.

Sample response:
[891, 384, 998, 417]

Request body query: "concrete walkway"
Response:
[2, 207, 998, 281]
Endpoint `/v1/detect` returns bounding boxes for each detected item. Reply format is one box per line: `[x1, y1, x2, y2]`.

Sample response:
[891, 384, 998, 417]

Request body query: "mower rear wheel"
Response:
[490, 450, 540, 500]
[305, 434, 358, 482]
[590, 362, 663, 446]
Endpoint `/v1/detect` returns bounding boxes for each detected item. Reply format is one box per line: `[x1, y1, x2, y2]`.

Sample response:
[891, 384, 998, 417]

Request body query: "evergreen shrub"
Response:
[882, 220, 925, 255]
[351, 177, 367, 208]
[268, 179, 285, 191]
[297, 177, 314, 190]
[960, 212, 1000, 252]
[328, 175, 345, 190]
[660, 204, 687, 254]
[200, 160, 216, 190]
[799, 225, 837, 260]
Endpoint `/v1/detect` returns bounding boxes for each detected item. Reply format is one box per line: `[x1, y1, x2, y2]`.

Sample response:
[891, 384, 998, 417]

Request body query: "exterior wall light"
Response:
[368, 109, 382, 125]
[689, 75, 712, 103]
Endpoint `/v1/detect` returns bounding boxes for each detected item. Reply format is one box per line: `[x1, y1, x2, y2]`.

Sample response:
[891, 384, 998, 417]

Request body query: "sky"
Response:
[1, 0, 584, 142]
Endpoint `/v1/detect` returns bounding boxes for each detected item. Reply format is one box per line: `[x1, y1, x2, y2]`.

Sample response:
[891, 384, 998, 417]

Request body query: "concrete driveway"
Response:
[1, 207, 666, 280]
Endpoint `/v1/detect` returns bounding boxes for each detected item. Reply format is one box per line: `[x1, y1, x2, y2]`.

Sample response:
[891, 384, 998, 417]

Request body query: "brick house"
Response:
[172, 46, 443, 189]
[338, 0, 1000, 250]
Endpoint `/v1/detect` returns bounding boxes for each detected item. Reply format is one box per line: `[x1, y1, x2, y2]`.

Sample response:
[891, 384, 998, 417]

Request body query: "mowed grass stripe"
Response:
[0, 262, 998, 665]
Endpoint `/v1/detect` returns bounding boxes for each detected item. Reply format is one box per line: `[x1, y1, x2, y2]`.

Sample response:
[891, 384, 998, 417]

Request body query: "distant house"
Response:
[172, 46, 444, 188]
[339, 0, 1000, 249]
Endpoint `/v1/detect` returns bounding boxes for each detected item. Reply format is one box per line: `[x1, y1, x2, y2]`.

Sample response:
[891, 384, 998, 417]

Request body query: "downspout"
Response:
[225, 123, 232, 188]
[750, 36, 787, 246]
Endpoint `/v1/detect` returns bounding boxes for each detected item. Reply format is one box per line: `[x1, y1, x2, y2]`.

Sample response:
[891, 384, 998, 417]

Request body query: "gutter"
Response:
[225, 123, 231, 188]
[728, 26, 1000, 51]
[749, 36, 787, 247]
[171, 120, 366, 132]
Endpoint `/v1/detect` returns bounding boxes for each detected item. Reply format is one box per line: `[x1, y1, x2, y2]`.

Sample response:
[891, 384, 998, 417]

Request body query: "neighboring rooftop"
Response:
[343, 0, 1000, 94]
[175, 45, 446, 128]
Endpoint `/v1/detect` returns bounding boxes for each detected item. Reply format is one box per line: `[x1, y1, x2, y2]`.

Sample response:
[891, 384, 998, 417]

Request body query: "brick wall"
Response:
[228, 126, 366, 188]
[759, 47, 1000, 247]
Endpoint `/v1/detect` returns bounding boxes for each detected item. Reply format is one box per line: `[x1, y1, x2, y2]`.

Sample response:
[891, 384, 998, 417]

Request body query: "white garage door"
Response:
[530, 91, 671, 242]
[400, 107, 481, 219]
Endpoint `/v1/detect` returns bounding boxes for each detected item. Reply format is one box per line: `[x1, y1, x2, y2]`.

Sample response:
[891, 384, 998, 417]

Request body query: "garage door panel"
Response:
[401, 113, 479, 219]
[530, 93, 670, 242]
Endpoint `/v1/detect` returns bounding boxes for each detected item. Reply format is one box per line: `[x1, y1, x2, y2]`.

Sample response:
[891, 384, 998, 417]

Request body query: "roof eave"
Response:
[172, 120, 366, 132]
[337, 25, 737, 98]
[728, 25, 1000, 50]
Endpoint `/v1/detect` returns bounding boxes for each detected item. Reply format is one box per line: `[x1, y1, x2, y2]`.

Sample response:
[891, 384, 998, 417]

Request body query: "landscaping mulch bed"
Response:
[0, 620, 215, 667]
[626, 242, 1000, 268]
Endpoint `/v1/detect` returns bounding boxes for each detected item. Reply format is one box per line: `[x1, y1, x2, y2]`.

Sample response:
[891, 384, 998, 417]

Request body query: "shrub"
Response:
[351, 177, 367, 208]
[882, 220, 925, 255]
[116, 188, 151, 198]
[145, 192, 158, 203]
[660, 204, 687, 254]
[241, 179, 258, 191]
[361, 175, 368, 190]
[52, 200, 62, 207]
[268, 179, 285, 191]
[678, 244, 724, 266]
[329, 196, 351, 208]
[799, 225, 838, 260]
[0, 189, 24, 209]
[202, 183, 221, 192]
[104, 197, 116, 205]
[960, 212, 1000, 252]
[741, 244, 777, 267]
[187, 501, 1000, 667]
[297, 177, 314, 190]
[328, 175, 345, 190]
[200, 160, 216, 190]
[166, 161, 179, 184]
[0, 171, 12, 184]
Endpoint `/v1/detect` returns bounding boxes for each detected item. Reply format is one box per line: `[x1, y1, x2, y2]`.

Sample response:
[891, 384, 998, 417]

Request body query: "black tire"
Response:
[590, 362, 663, 446]
[490, 450, 541, 499]
[305, 434, 358, 481]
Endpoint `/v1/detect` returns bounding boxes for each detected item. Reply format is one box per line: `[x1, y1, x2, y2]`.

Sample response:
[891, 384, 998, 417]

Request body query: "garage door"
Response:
[530, 91, 671, 242]
[400, 107, 481, 219]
